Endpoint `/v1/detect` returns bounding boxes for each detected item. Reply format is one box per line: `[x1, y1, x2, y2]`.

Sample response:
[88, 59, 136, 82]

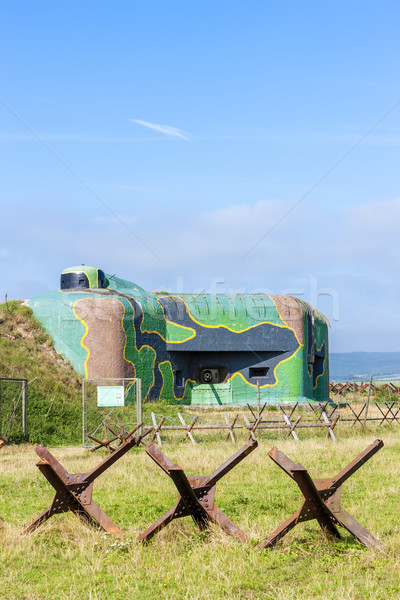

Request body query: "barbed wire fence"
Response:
[81, 377, 400, 449]
[82, 378, 142, 448]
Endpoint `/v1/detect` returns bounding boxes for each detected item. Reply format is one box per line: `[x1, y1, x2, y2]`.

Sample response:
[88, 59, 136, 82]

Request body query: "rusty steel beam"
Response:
[22, 431, 149, 535]
[260, 439, 384, 550]
[137, 439, 258, 543]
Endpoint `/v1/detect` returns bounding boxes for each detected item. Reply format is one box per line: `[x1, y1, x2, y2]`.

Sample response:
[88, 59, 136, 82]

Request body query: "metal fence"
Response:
[118, 402, 340, 446]
[122, 400, 400, 447]
[82, 378, 142, 447]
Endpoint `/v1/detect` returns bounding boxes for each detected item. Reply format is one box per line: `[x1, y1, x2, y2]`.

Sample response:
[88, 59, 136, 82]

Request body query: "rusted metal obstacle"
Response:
[244, 406, 339, 442]
[137, 438, 258, 543]
[330, 381, 400, 396]
[147, 411, 339, 446]
[259, 439, 383, 549]
[87, 420, 146, 454]
[316, 399, 400, 428]
[22, 429, 150, 535]
[279, 403, 339, 441]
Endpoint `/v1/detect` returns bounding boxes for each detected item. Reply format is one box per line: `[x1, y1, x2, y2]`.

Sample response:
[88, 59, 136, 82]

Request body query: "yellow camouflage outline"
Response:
[72, 300, 90, 378]
[164, 320, 197, 343]
[158, 360, 195, 402]
[129, 297, 196, 344]
[73, 296, 138, 380]
[226, 342, 302, 389]
[117, 298, 136, 378]
[269, 296, 303, 347]
[72, 292, 303, 400]
[159, 294, 294, 335]
[121, 298, 157, 401]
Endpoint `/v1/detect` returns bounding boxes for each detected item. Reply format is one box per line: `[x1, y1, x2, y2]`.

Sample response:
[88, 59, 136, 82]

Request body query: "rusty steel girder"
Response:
[22, 430, 150, 535]
[260, 439, 383, 549]
[137, 439, 258, 543]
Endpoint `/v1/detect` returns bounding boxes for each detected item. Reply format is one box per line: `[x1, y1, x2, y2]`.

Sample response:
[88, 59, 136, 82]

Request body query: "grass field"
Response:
[1, 429, 400, 600]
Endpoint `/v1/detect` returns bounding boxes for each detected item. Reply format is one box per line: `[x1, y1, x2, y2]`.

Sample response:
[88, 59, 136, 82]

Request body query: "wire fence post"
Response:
[22, 379, 28, 440]
[0, 377, 28, 442]
[136, 378, 142, 435]
[82, 378, 86, 447]
[364, 375, 373, 427]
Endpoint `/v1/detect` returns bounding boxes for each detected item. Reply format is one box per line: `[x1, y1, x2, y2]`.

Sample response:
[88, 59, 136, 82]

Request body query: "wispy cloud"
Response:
[0, 96, 160, 260]
[131, 119, 190, 140]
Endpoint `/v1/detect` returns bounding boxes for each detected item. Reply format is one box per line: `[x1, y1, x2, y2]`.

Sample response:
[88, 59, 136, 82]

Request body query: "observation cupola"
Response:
[60, 265, 107, 290]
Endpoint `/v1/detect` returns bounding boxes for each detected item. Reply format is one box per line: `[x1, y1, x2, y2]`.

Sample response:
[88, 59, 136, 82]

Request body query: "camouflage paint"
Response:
[28, 267, 329, 405]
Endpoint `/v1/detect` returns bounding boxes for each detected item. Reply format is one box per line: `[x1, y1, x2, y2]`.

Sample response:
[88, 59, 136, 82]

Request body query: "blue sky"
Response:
[1, 1, 400, 352]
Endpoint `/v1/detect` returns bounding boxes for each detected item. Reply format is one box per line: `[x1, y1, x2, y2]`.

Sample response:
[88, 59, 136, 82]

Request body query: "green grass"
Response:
[2, 301, 400, 597]
[0, 301, 83, 445]
[0, 430, 399, 599]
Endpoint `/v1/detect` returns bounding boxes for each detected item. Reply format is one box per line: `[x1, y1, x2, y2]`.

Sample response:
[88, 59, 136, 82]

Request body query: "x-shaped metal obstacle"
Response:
[137, 439, 258, 543]
[260, 439, 383, 549]
[23, 430, 149, 535]
[87, 420, 146, 454]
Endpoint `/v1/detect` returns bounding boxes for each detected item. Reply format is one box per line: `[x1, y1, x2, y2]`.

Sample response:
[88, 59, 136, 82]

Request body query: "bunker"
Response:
[28, 266, 329, 405]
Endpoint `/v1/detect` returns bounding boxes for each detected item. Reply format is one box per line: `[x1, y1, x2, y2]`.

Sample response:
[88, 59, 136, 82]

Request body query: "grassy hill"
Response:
[0, 300, 83, 444]
[0, 301, 200, 446]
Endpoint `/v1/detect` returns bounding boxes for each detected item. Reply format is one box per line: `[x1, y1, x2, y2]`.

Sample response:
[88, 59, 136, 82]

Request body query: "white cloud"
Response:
[130, 119, 190, 140]
[2, 196, 400, 351]
[347, 197, 400, 232]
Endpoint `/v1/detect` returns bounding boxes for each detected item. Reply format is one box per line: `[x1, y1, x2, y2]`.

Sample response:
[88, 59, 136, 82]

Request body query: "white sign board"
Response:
[97, 386, 125, 407]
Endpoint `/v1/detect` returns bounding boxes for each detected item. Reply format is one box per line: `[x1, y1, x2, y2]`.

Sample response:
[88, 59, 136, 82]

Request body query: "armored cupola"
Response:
[60, 265, 107, 290]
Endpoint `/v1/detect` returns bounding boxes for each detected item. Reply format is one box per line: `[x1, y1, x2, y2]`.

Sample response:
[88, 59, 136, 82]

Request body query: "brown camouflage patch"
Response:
[270, 295, 304, 345]
[74, 297, 135, 378]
